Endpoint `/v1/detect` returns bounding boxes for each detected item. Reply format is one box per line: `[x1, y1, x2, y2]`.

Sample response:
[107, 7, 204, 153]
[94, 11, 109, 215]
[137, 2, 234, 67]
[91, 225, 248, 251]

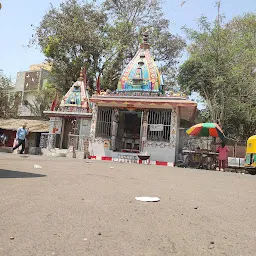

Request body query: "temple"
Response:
[43, 69, 92, 152]
[43, 33, 197, 164]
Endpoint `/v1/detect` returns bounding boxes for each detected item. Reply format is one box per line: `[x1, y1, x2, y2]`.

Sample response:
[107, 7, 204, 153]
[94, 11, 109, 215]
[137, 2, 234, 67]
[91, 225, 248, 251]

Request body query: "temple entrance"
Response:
[116, 110, 142, 152]
[62, 118, 79, 149]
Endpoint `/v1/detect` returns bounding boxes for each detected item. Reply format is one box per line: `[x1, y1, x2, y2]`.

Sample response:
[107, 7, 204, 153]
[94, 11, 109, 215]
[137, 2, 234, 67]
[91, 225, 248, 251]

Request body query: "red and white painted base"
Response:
[88, 156, 174, 167]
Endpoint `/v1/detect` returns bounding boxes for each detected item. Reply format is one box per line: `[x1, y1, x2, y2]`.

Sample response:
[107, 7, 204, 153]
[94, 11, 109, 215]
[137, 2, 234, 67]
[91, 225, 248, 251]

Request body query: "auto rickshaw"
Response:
[245, 135, 256, 175]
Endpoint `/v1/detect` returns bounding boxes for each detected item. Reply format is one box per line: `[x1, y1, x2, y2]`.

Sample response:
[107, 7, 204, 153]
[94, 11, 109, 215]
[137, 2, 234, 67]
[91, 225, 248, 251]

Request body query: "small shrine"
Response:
[89, 33, 197, 165]
[43, 69, 92, 151]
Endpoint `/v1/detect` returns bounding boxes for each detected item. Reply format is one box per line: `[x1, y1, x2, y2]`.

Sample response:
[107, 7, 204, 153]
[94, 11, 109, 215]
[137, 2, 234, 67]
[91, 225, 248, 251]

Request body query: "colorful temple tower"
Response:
[117, 33, 164, 94]
[60, 68, 91, 112]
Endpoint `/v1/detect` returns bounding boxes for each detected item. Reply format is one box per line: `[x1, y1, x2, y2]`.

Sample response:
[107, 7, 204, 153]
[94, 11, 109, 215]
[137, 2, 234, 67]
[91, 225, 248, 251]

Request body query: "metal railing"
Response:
[147, 110, 172, 142]
[68, 134, 89, 152]
[40, 133, 57, 149]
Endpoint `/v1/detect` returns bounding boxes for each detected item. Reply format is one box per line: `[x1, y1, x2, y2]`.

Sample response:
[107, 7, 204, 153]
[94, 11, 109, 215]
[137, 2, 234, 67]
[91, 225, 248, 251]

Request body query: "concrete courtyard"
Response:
[0, 153, 256, 256]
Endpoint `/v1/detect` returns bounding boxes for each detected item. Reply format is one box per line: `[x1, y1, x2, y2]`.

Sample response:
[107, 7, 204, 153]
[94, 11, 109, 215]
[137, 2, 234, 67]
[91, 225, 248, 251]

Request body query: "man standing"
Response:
[12, 123, 29, 154]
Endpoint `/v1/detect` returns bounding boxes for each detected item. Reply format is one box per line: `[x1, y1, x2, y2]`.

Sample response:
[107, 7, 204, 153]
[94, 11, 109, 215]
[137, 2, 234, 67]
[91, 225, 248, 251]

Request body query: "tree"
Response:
[221, 13, 256, 141]
[25, 84, 56, 118]
[178, 5, 256, 141]
[32, 0, 107, 93]
[0, 70, 21, 118]
[32, 0, 185, 92]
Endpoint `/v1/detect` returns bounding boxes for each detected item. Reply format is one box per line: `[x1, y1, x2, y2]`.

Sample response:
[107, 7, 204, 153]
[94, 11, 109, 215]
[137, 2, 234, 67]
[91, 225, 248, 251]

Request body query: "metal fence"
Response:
[95, 107, 112, 138]
[40, 133, 57, 149]
[147, 110, 171, 142]
[179, 128, 213, 151]
[68, 134, 89, 152]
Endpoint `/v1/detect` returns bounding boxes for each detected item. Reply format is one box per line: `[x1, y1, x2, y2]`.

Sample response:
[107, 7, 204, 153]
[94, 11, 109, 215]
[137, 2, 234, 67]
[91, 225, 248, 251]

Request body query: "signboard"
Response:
[150, 124, 164, 132]
[49, 117, 62, 134]
[103, 140, 110, 149]
[82, 119, 89, 126]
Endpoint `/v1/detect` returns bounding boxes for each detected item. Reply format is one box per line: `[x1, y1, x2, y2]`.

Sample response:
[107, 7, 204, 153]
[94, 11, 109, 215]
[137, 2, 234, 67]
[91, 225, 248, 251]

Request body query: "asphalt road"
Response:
[0, 154, 256, 256]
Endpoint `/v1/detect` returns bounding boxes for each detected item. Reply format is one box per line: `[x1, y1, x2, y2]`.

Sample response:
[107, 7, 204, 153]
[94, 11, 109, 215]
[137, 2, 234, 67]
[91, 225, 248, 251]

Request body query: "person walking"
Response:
[217, 141, 229, 171]
[12, 123, 29, 154]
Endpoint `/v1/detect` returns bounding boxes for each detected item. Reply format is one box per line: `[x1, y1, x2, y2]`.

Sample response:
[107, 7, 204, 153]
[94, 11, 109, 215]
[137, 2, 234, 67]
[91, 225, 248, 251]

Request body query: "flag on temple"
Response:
[51, 90, 58, 111]
[83, 66, 87, 88]
[96, 75, 100, 94]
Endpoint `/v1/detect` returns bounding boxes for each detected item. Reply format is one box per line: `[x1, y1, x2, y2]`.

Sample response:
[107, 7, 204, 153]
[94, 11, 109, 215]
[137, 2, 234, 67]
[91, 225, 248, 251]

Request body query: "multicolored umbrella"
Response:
[186, 123, 225, 140]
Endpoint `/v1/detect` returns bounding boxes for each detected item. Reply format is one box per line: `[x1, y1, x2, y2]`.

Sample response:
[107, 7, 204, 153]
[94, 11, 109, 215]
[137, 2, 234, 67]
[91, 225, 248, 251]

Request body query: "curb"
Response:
[88, 156, 174, 167]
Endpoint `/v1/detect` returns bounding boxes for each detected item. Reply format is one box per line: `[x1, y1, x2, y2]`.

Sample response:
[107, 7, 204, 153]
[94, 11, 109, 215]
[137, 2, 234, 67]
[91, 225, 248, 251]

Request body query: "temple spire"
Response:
[78, 67, 84, 81]
[117, 30, 164, 93]
[140, 30, 150, 49]
[143, 31, 149, 43]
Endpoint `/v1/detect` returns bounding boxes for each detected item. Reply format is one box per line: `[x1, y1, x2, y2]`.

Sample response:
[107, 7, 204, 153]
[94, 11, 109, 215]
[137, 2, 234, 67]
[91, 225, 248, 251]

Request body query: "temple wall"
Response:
[79, 118, 91, 137]
[90, 138, 112, 157]
[142, 107, 180, 163]
[89, 104, 111, 156]
[143, 143, 175, 162]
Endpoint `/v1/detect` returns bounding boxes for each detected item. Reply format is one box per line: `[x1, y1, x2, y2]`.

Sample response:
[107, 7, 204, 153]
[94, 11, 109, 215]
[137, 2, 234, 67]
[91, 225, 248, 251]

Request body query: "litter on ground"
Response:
[135, 197, 160, 202]
[34, 164, 42, 169]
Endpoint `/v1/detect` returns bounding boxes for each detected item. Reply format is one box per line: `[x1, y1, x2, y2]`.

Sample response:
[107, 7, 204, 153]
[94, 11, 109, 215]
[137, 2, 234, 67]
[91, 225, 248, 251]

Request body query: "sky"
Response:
[0, 0, 255, 82]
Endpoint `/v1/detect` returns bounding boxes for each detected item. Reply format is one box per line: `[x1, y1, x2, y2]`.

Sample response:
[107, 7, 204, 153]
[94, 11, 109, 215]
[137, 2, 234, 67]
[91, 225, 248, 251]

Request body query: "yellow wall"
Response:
[30, 62, 52, 72]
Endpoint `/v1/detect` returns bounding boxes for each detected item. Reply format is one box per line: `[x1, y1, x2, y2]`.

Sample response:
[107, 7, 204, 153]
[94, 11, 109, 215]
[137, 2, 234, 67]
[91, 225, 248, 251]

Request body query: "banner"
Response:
[150, 124, 164, 132]
[49, 117, 62, 134]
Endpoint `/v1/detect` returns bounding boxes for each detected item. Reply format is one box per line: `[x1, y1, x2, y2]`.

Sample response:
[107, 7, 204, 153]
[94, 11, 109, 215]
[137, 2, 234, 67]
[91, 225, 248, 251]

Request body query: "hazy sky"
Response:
[0, 0, 255, 81]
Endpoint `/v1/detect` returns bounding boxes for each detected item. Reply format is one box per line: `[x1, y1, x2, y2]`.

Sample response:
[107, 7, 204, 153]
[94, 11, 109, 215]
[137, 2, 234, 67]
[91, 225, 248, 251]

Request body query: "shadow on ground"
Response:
[0, 169, 46, 179]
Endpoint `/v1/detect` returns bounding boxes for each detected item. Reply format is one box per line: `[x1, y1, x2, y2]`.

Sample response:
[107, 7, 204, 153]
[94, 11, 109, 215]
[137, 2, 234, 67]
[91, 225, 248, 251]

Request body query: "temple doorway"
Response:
[116, 110, 142, 152]
[62, 118, 79, 149]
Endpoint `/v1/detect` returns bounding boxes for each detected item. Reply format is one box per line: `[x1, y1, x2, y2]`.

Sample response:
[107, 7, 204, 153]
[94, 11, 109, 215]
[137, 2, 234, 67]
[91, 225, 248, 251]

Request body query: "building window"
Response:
[96, 107, 112, 138]
[147, 110, 171, 142]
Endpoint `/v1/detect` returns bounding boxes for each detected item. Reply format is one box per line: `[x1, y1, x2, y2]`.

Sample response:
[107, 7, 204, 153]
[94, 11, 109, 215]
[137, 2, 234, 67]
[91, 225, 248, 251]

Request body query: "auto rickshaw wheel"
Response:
[247, 169, 256, 175]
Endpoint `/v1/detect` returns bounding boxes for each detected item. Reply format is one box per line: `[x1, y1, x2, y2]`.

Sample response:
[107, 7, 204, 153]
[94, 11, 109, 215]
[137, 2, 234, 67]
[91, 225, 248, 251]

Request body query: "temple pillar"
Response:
[170, 106, 180, 161]
[90, 104, 98, 140]
[111, 108, 119, 151]
[59, 118, 65, 149]
[141, 110, 149, 152]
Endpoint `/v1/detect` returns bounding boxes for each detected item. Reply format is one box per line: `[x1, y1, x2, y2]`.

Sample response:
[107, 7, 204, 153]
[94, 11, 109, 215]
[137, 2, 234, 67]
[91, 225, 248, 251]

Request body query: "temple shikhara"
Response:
[42, 33, 197, 165]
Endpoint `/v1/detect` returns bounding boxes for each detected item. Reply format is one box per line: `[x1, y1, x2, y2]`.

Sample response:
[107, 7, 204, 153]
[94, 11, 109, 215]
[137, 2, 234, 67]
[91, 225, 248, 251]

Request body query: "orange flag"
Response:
[51, 90, 58, 111]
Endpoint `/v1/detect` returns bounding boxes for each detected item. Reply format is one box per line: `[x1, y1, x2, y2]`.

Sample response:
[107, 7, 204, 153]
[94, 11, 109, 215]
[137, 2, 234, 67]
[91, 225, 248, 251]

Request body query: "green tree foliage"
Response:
[178, 10, 256, 141]
[0, 70, 21, 118]
[32, 0, 185, 92]
[32, 0, 107, 93]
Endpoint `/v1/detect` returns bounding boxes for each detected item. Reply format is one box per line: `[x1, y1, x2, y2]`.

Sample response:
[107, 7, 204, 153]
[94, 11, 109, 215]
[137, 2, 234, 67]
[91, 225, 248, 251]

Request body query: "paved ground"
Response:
[0, 154, 256, 256]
